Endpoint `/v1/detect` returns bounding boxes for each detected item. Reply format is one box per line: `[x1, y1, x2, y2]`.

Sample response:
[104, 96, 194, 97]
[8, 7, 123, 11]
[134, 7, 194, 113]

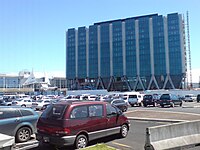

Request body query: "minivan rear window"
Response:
[41, 104, 67, 119]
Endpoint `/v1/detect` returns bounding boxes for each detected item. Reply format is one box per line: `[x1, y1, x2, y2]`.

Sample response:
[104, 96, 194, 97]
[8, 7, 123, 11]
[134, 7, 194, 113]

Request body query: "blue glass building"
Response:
[66, 13, 186, 91]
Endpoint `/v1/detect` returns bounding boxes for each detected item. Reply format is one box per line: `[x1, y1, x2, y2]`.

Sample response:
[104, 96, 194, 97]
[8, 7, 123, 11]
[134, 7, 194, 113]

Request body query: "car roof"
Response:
[56, 100, 107, 106]
[0, 106, 34, 110]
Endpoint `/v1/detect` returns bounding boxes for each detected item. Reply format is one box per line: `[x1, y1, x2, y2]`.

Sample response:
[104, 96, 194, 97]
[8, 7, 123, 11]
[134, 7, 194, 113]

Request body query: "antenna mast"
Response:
[186, 11, 192, 88]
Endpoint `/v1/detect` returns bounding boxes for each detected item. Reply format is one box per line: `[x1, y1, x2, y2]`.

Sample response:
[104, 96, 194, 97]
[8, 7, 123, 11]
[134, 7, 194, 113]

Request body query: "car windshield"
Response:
[160, 94, 170, 100]
[113, 100, 125, 104]
[144, 95, 152, 99]
[16, 99, 23, 102]
[41, 104, 67, 119]
[37, 100, 43, 103]
[185, 95, 193, 97]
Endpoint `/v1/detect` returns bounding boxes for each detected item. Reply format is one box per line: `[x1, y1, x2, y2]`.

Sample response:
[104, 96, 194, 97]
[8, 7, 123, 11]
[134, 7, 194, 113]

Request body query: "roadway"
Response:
[14, 101, 200, 150]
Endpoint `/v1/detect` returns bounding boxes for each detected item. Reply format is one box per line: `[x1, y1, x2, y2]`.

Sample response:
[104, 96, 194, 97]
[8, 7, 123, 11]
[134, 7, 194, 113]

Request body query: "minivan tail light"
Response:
[37, 126, 71, 135]
[55, 128, 71, 135]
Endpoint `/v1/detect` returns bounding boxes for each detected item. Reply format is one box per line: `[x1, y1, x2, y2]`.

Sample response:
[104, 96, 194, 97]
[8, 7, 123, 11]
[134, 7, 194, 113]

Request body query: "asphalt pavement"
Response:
[125, 101, 200, 122]
[125, 109, 200, 122]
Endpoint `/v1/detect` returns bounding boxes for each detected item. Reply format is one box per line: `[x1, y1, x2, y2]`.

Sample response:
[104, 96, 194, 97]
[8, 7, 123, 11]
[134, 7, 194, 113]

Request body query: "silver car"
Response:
[0, 106, 39, 142]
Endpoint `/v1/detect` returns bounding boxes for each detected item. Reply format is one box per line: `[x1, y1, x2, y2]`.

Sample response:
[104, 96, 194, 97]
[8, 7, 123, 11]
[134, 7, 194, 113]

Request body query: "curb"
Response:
[127, 117, 186, 123]
[182, 106, 200, 108]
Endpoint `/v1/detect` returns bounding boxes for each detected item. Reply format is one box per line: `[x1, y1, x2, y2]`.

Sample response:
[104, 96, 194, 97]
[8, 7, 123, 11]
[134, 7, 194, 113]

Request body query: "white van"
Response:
[184, 94, 197, 102]
[124, 92, 143, 107]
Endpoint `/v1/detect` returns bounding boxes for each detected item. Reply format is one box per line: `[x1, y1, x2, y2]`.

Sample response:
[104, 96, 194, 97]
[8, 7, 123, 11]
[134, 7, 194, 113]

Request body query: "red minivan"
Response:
[36, 100, 130, 149]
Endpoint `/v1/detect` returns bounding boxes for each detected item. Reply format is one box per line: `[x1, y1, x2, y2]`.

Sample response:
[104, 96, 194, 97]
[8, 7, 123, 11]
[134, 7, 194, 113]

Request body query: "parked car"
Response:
[159, 94, 182, 107]
[0, 99, 13, 106]
[142, 94, 157, 107]
[184, 94, 197, 102]
[111, 99, 128, 112]
[32, 99, 51, 110]
[36, 101, 130, 149]
[40, 99, 60, 110]
[197, 94, 200, 103]
[126, 92, 143, 107]
[12, 99, 35, 108]
[0, 106, 38, 142]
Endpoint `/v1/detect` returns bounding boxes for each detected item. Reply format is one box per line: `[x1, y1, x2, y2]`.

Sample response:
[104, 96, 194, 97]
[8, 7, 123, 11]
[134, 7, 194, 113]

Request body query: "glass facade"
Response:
[112, 21, 123, 77]
[66, 28, 76, 79]
[152, 15, 166, 76]
[167, 13, 183, 87]
[167, 13, 182, 75]
[125, 19, 137, 77]
[89, 25, 98, 78]
[77, 27, 87, 78]
[66, 13, 186, 90]
[100, 23, 110, 78]
[138, 17, 151, 77]
[0, 76, 19, 88]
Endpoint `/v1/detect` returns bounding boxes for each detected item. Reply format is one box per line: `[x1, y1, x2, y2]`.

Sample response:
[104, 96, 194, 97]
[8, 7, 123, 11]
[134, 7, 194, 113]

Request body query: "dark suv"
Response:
[36, 101, 130, 149]
[142, 94, 157, 107]
[197, 94, 200, 103]
[159, 94, 182, 107]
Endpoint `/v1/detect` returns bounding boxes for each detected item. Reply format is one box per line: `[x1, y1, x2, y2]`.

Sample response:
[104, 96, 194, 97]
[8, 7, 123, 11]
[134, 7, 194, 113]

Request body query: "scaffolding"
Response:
[186, 11, 193, 88]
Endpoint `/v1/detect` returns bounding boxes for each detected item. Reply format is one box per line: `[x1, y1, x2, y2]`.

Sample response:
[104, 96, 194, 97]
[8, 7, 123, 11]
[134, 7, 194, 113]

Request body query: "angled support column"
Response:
[107, 76, 115, 91]
[122, 76, 132, 91]
[148, 75, 159, 90]
[96, 77, 105, 89]
[134, 76, 145, 91]
[163, 74, 175, 89]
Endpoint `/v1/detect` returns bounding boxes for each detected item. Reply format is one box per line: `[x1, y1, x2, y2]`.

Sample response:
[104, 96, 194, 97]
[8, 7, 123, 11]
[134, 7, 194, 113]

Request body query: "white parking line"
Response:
[125, 109, 200, 116]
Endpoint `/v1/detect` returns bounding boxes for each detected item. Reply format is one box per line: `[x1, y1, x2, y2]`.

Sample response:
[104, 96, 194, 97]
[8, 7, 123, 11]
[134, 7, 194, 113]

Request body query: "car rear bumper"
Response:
[143, 101, 155, 105]
[36, 132, 76, 146]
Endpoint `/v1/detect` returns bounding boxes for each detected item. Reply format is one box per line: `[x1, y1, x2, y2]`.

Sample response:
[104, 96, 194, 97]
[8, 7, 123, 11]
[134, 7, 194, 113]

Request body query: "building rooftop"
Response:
[94, 14, 158, 25]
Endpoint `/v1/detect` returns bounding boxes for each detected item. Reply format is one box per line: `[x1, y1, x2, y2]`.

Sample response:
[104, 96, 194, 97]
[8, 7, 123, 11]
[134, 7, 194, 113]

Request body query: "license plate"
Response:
[163, 103, 166, 104]
[43, 137, 49, 142]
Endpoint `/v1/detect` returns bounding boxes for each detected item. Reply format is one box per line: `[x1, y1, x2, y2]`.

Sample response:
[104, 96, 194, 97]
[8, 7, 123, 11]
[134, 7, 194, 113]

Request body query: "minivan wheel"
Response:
[16, 127, 31, 142]
[75, 134, 88, 149]
[120, 124, 128, 138]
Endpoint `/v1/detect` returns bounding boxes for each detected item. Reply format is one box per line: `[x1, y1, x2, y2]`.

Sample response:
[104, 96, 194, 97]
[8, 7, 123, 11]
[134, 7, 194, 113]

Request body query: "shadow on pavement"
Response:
[31, 135, 121, 150]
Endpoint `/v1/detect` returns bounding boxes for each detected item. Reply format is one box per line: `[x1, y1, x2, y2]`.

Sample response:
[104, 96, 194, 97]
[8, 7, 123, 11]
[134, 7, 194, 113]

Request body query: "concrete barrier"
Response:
[0, 133, 15, 150]
[144, 120, 200, 150]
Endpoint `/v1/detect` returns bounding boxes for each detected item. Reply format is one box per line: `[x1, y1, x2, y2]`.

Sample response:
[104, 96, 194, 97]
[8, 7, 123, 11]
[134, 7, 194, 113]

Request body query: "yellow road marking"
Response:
[112, 141, 132, 148]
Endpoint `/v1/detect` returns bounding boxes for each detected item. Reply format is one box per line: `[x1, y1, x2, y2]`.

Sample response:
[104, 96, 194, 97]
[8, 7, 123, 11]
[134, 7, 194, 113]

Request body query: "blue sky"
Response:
[0, 0, 200, 82]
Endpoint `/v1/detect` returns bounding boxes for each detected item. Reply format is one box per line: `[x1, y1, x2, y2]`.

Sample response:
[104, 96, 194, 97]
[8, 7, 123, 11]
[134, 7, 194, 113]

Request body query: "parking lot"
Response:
[11, 101, 200, 150]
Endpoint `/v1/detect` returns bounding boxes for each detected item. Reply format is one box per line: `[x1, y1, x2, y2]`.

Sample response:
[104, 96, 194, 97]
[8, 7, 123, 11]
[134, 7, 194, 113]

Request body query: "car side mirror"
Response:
[111, 111, 117, 115]
[117, 110, 122, 115]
